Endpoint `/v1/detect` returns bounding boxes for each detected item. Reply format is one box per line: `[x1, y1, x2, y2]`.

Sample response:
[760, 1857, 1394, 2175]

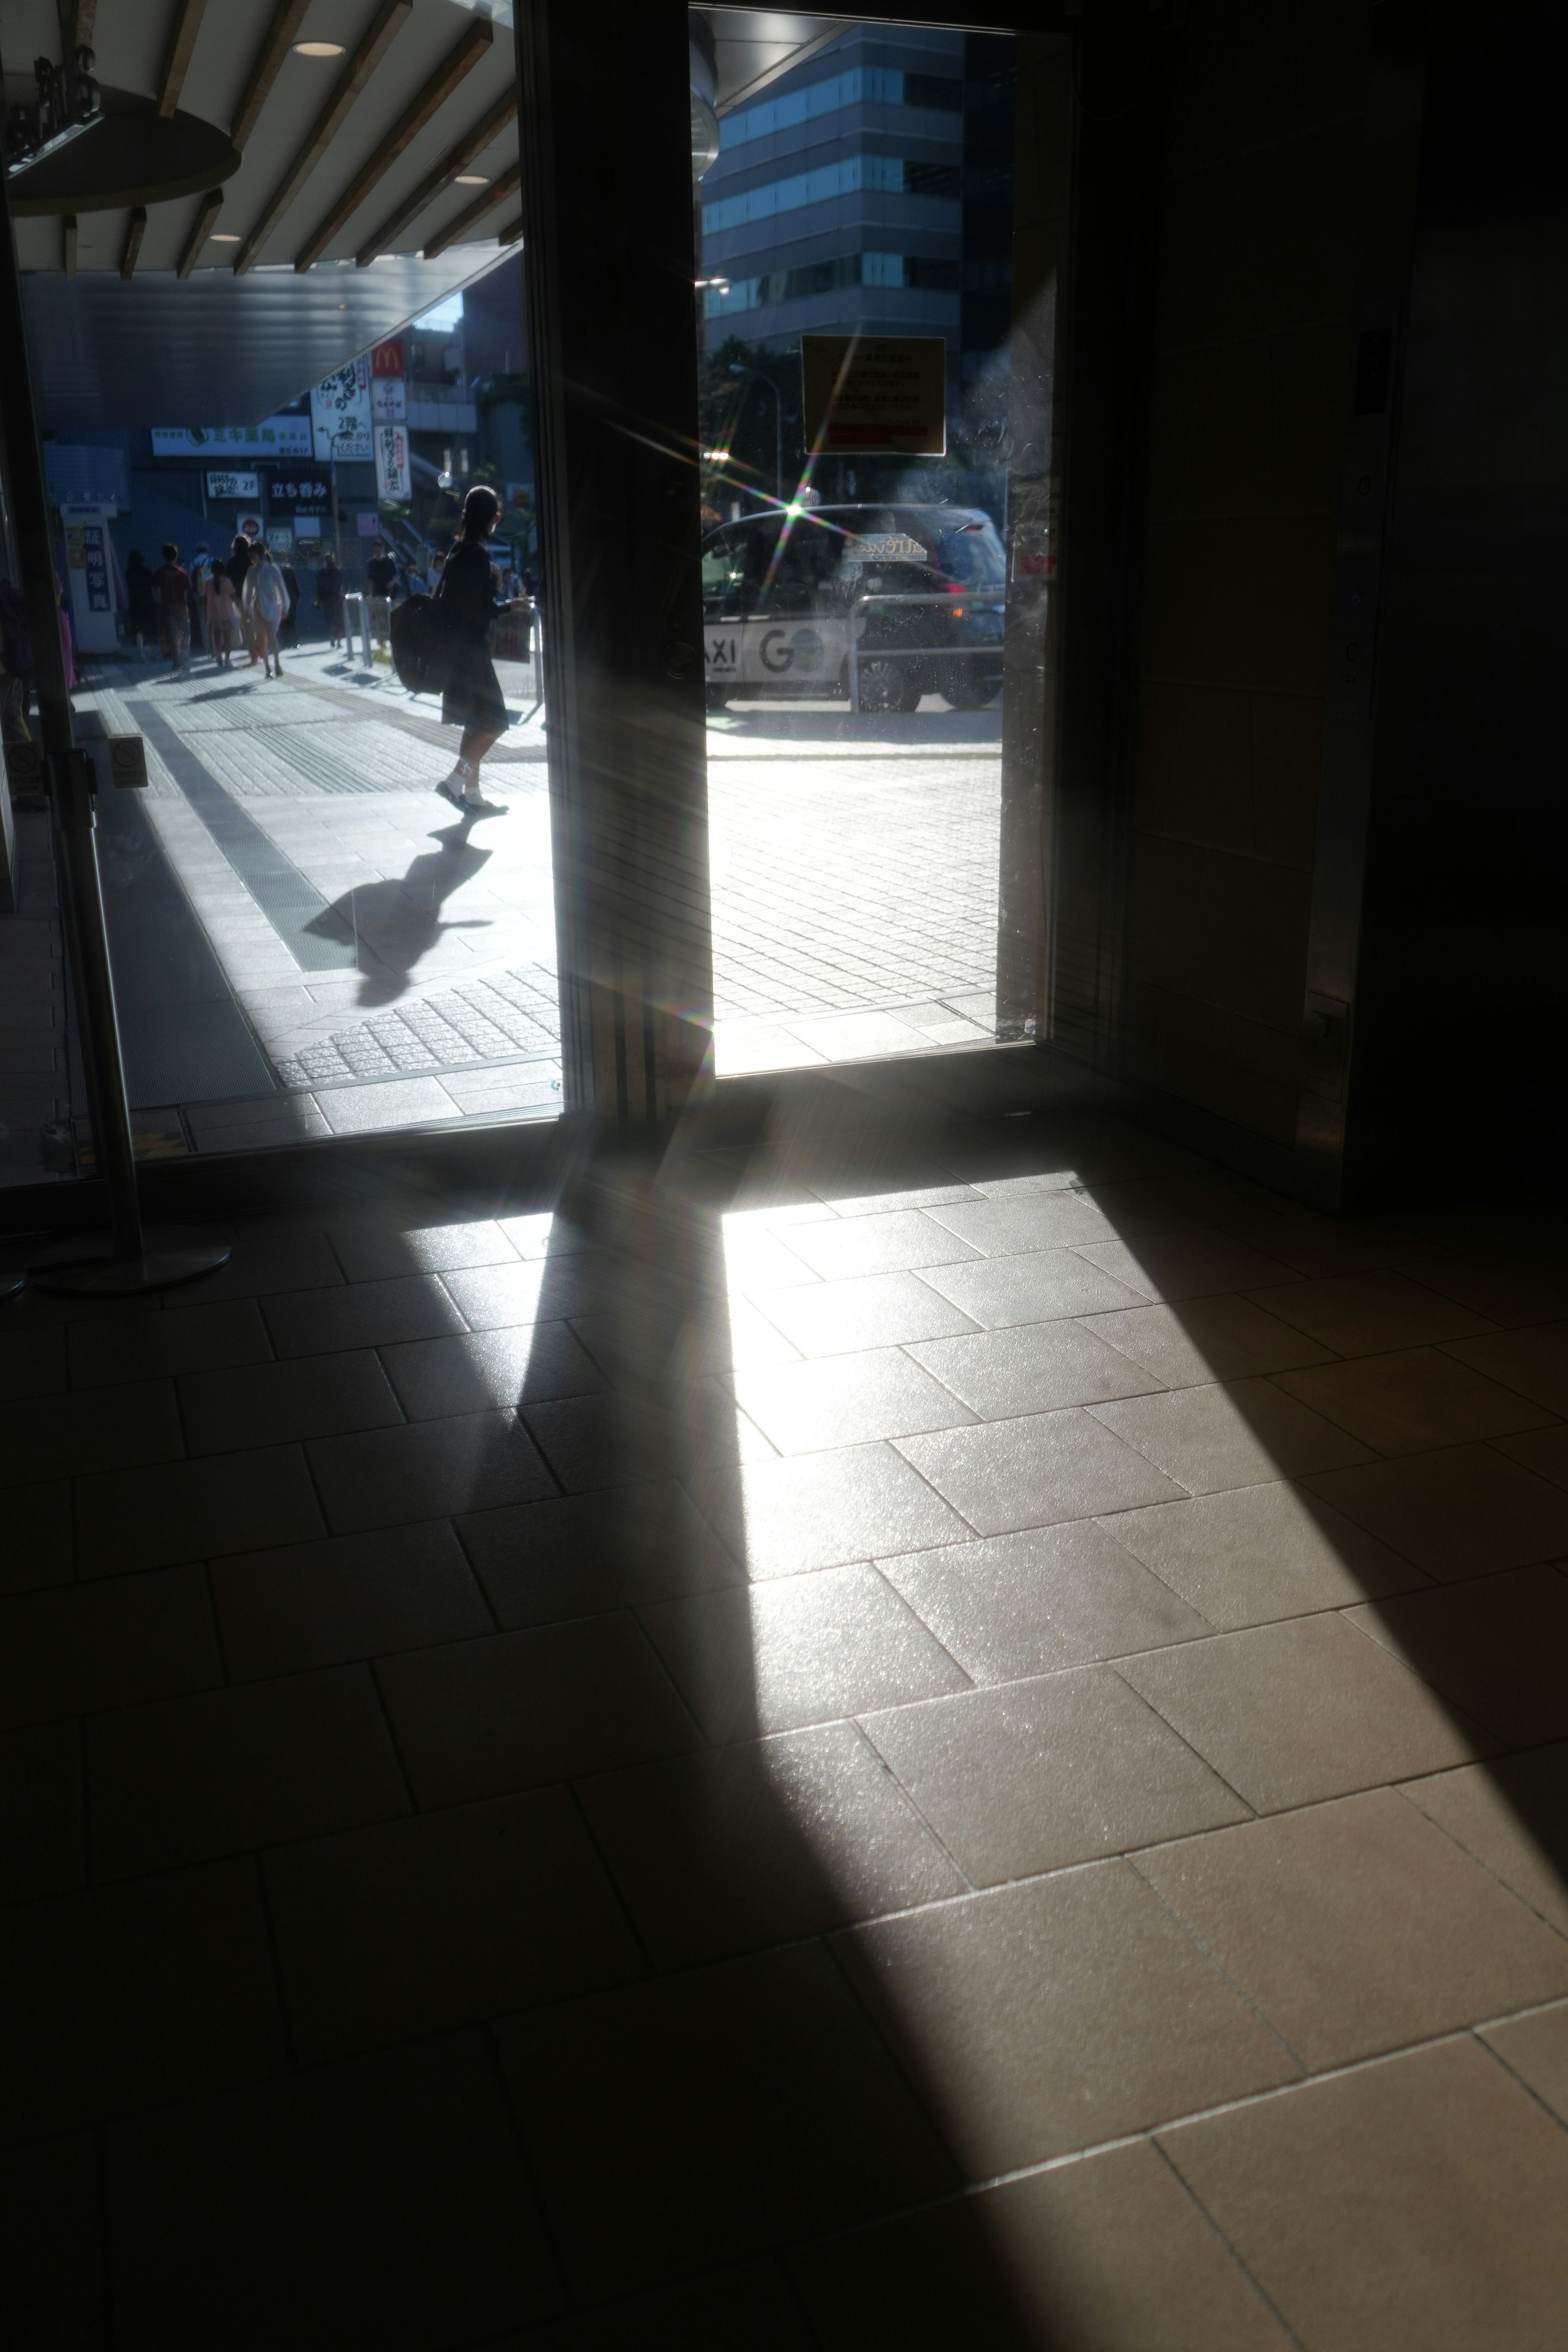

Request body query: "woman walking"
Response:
[124, 550, 158, 658]
[434, 487, 525, 815]
[243, 544, 289, 678]
[227, 536, 260, 665]
[205, 564, 240, 670]
[315, 554, 345, 649]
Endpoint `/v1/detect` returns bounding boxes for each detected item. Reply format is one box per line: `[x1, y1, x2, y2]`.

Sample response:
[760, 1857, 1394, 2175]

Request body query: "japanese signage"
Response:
[374, 423, 411, 503]
[311, 359, 372, 463]
[266, 527, 294, 552]
[152, 417, 313, 458]
[59, 503, 118, 655]
[206, 470, 260, 499]
[238, 513, 262, 541]
[266, 474, 332, 509]
[371, 375, 406, 424]
[801, 334, 947, 457]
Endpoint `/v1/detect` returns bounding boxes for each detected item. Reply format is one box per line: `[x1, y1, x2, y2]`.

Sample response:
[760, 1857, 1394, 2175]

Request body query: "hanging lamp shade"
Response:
[7, 89, 239, 216]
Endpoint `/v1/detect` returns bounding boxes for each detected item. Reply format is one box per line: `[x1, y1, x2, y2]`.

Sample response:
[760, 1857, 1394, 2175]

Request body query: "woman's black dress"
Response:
[439, 538, 507, 732]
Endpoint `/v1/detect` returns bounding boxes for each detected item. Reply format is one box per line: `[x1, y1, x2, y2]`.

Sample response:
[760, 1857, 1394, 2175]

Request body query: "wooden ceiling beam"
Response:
[233, 0, 412, 276]
[293, 17, 491, 274]
[157, 0, 209, 118]
[498, 212, 522, 248]
[354, 87, 516, 267]
[119, 206, 147, 281]
[229, 0, 312, 152]
[421, 163, 521, 261]
[176, 188, 225, 279]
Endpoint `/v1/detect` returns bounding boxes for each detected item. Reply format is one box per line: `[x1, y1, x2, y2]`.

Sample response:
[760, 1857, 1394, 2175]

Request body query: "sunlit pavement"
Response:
[62, 648, 1004, 1155]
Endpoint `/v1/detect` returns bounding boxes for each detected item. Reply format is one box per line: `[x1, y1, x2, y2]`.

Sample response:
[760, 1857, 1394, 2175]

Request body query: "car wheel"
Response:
[705, 683, 732, 710]
[941, 670, 1002, 710]
[855, 657, 921, 714]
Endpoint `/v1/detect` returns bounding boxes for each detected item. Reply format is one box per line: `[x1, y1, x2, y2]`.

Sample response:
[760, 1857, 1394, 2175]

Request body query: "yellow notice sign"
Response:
[801, 335, 947, 457]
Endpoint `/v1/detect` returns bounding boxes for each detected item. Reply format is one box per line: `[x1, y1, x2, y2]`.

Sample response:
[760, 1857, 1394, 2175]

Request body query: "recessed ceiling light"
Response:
[454, 173, 488, 185]
[294, 40, 345, 57]
[210, 232, 240, 241]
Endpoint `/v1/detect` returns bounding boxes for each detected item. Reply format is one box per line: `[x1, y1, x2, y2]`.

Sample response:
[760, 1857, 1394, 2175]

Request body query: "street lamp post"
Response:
[728, 363, 782, 507]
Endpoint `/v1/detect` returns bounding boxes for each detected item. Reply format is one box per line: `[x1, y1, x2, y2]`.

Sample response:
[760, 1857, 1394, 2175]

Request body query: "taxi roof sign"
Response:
[801, 335, 947, 458]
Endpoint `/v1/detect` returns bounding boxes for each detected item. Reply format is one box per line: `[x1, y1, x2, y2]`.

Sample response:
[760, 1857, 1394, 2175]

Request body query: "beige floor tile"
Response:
[1273, 1348, 1555, 1455]
[749, 1272, 980, 1357]
[792, 2137, 1292, 2350]
[1399, 1743, 1568, 1935]
[836, 1863, 1298, 2176]
[1441, 1321, 1568, 1415]
[1158, 2036, 1568, 2352]
[731, 1349, 975, 1455]
[776, 1209, 981, 1281]
[1348, 1564, 1568, 1746]
[922, 1192, 1122, 1254]
[1106, 1481, 1425, 1629]
[880, 1520, 1211, 1682]
[1492, 1421, 1568, 1492]
[895, 1410, 1185, 1537]
[861, 1666, 1249, 1882]
[1136, 1788, 1568, 2070]
[1089, 1380, 1375, 1494]
[1116, 1613, 1488, 1812]
[1402, 1251, 1568, 1328]
[906, 1320, 1162, 1417]
[1303, 1443, 1568, 1580]
[1481, 2000, 1568, 2127]
[1074, 1231, 1298, 1303]
[1076, 1295, 1336, 1386]
[685, 1443, 972, 1579]
[1244, 1272, 1495, 1356]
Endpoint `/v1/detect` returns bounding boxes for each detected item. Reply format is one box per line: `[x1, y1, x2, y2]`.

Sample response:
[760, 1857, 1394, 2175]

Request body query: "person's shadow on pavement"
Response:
[303, 813, 495, 1009]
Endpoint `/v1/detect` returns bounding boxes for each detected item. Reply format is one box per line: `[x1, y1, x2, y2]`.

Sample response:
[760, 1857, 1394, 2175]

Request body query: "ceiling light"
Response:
[294, 40, 345, 57]
[454, 173, 488, 185]
[210, 233, 240, 242]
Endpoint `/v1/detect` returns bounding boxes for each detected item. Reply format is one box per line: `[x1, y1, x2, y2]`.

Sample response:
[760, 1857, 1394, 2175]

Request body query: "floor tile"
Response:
[86, 1666, 410, 1878]
[578, 1721, 964, 1967]
[778, 1208, 982, 1280]
[65, 1298, 273, 1388]
[1090, 1379, 1375, 1494]
[0, 1860, 286, 2146]
[0, 1566, 219, 1729]
[919, 1251, 1148, 1329]
[880, 1519, 1211, 1681]
[180, 1229, 346, 1302]
[521, 1390, 690, 1492]
[457, 1481, 742, 1627]
[178, 1349, 403, 1454]
[376, 1615, 700, 1806]
[1077, 1171, 1274, 1237]
[835, 1863, 1297, 2176]
[519, 2261, 813, 2351]
[380, 1321, 607, 1420]
[1079, 1294, 1337, 1385]
[1116, 1613, 1487, 1811]
[792, 2138, 1292, 2351]
[865, 1665, 1249, 1882]
[1301, 1443, 1568, 1580]
[1399, 1742, 1568, 1935]
[106, 2034, 561, 2349]
[0, 2134, 107, 2351]
[923, 1191, 1122, 1254]
[1245, 1271, 1496, 1356]
[443, 1253, 630, 1330]
[210, 1521, 493, 1679]
[907, 1319, 1160, 1416]
[686, 1443, 971, 1578]
[0, 1383, 184, 1487]
[1158, 2036, 1568, 2352]
[0, 1719, 82, 1901]
[1442, 1319, 1568, 1415]
[1492, 1421, 1568, 1492]
[1, 1478, 73, 1595]
[0, 1319, 66, 1401]
[1076, 1230, 1298, 1303]
[1273, 1348, 1555, 1454]
[1107, 1480, 1423, 1628]
[1136, 1788, 1568, 2070]
[497, 1942, 953, 2302]
[733, 1348, 976, 1453]
[748, 1270, 980, 1356]
[261, 1272, 466, 1359]
[640, 1564, 970, 1740]
[1348, 1564, 1568, 1746]
[265, 1786, 641, 2060]
[1481, 2001, 1568, 2128]
[74, 1444, 326, 1572]
[327, 1218, 521, 1283]
[307, 1408, 557, 1532]
[896, 1410, 1185, 1537]
[1402, 1250, 1568, 1328]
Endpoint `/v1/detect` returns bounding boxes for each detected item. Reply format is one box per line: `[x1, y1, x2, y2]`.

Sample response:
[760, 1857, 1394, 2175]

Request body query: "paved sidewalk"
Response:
[28, 646, 1004, 1164]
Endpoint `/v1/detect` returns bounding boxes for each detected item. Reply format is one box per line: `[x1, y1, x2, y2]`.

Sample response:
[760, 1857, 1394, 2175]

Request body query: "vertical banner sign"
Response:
[311, 357, 373, 462]
[374, 422, 412, 503]
[370, 337, 406, 423]
[59, 503, 118, 654]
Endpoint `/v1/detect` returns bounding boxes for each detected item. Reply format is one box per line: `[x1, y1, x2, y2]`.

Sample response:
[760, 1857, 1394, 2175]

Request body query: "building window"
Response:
[719, 64, 961, 152]
[702, 154, 960, 235]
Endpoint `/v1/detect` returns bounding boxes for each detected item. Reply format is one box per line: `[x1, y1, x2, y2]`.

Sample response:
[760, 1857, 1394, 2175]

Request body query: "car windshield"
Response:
[934, 517, 1007, 587]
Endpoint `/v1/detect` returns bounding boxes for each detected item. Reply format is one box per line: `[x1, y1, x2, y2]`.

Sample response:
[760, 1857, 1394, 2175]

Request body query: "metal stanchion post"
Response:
[0, 84, 229, 1297]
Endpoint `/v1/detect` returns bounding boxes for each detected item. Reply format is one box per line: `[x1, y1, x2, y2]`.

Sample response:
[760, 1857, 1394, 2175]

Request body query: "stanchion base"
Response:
[27, 1226, 232, 1296]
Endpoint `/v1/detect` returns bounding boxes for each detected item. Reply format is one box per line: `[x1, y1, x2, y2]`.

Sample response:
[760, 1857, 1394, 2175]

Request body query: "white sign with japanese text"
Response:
[152, 418, 313, 458]
[311, 359, 373, 463]
[374, 422, 412, 503]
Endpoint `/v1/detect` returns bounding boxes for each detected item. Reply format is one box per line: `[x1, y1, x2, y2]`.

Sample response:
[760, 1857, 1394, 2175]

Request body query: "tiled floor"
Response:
[2, 1104, 1568, 2345]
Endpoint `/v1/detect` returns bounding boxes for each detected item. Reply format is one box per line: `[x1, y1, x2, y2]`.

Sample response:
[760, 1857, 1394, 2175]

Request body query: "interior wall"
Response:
[1116, 2, 1371, 1147]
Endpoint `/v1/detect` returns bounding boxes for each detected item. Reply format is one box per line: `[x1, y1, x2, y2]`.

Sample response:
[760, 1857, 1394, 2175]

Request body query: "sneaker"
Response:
[435, 775, 466, 808]
[461, 792, 508, 816]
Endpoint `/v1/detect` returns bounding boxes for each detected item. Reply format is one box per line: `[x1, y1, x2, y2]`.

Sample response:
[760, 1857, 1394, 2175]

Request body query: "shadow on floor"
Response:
[302, 813, 496, 1010]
